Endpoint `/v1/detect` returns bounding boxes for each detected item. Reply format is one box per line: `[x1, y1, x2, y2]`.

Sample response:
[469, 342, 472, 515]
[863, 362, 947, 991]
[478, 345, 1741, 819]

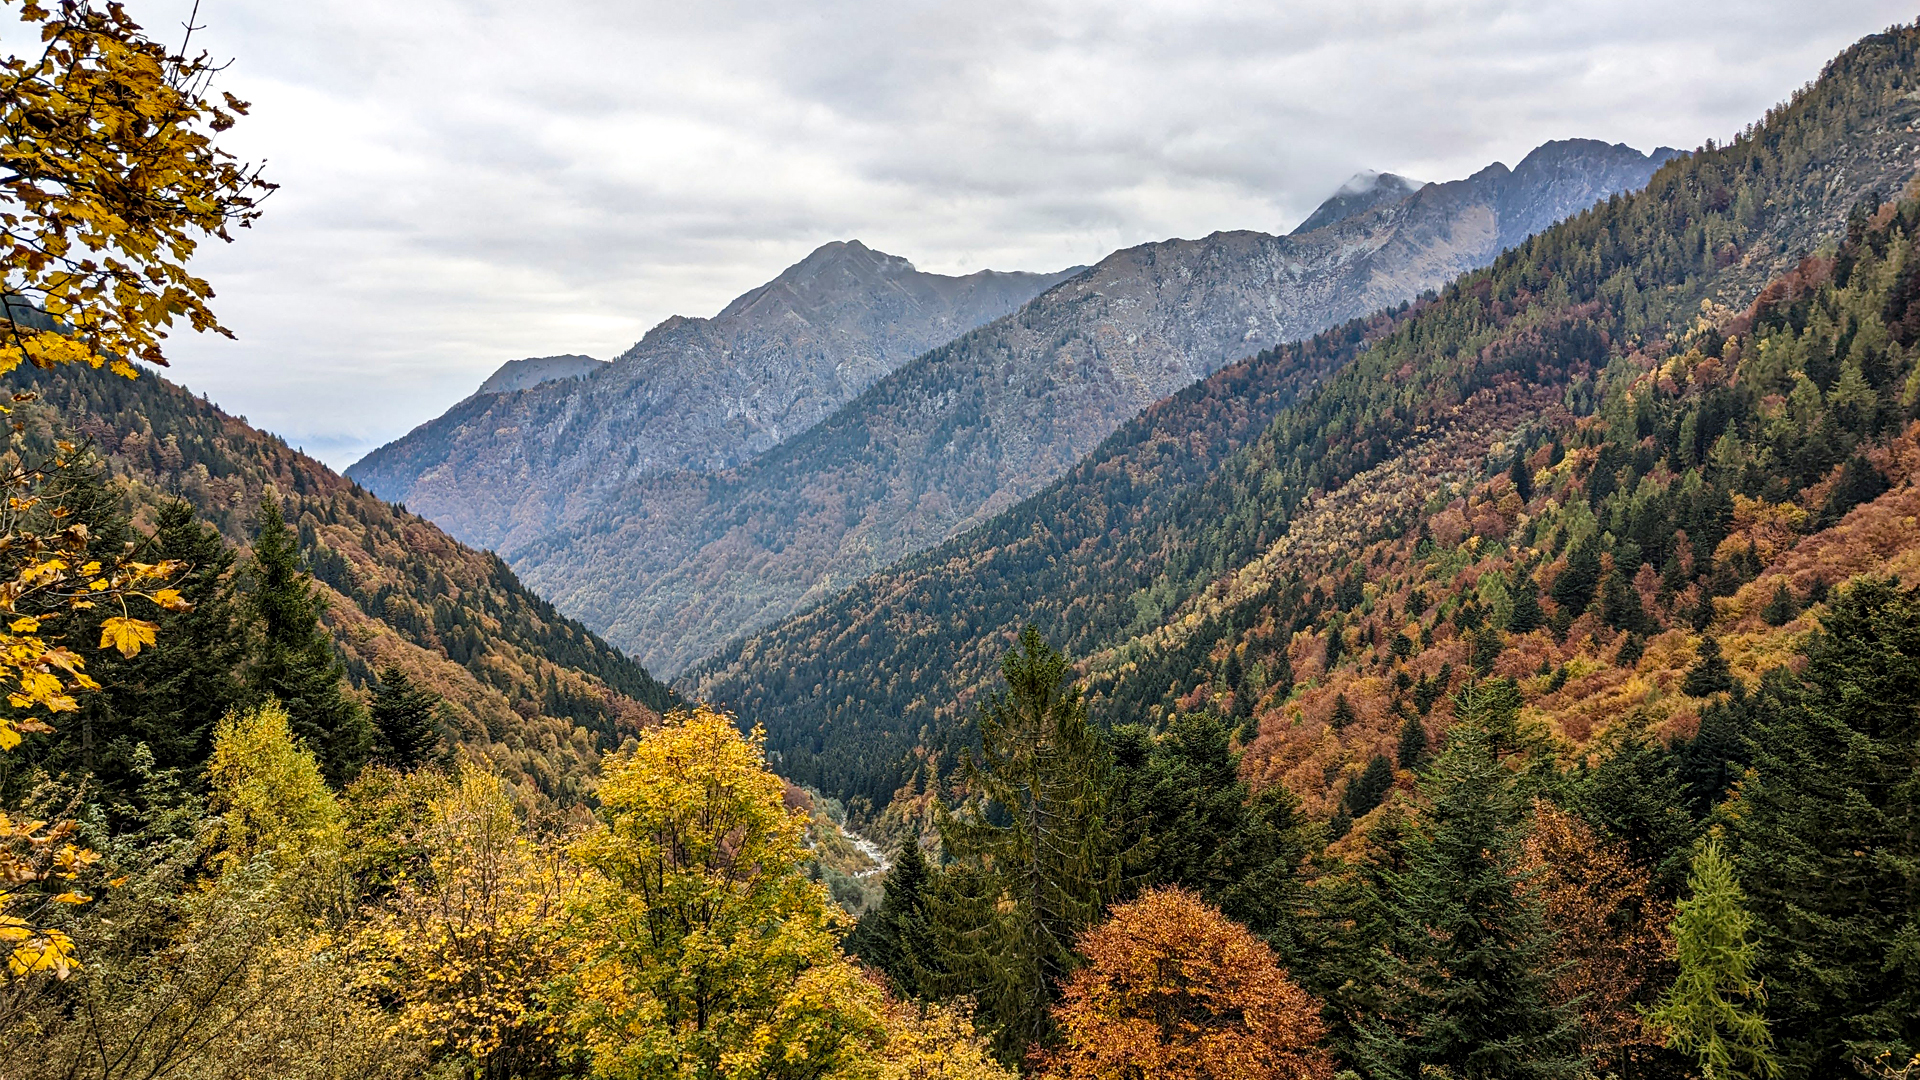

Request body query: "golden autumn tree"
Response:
[202, 698, 343, 876]
[1037, 886, 1334, 1080]
[357, 763, 578, 1078]
[562, 706, 886, 1080]
[1521, 800, 1675, 1075]
[1, 0, 271, 377]
[877, 994, 1018, 1080]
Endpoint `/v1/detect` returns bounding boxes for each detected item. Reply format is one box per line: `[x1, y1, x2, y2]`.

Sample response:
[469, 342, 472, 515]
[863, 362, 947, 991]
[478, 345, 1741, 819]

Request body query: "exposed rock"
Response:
[1291, 171, 1426, 235]
[475, 354, 606, 396]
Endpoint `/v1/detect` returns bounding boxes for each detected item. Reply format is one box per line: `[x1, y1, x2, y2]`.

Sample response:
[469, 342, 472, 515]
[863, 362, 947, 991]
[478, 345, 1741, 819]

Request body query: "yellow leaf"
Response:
[8, 617, 37, 632]
[98, 617, 157, 658]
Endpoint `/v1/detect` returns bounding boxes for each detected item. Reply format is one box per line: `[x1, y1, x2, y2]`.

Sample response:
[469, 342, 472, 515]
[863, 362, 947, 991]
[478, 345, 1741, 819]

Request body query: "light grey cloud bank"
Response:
[114, 0, 1914, 466]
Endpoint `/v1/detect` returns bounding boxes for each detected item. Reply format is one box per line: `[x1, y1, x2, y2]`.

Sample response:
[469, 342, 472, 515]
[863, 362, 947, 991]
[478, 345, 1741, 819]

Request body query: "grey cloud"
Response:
[111, 0, 1914, 467]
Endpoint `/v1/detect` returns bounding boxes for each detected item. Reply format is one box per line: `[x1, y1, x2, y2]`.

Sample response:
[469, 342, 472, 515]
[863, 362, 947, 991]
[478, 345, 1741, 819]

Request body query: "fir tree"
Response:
[1645, 838, 1778, 1080]
[1396, 713, 1428, 771]
[1550, 535, 1602, 615]
[1507, 569, 1545, 634]
[369, 665, 443, 770]
[244, 495, 372, 785]
[1730, 578, 1920, 1074]
[1760, 582, 1799, 627]
[1354, 682, 1586, 1080]
[846, 833, 937, 999]
[1509, 449, 1535, 503]
[1602, 569, 1652, 635]
[1574, 725, 1698, 897]
[1684, 636, 1736, 697]
[1340, 754, 1394, 822]
[1329, 693, 1357, 730]
[932, 625, 1121, 1060]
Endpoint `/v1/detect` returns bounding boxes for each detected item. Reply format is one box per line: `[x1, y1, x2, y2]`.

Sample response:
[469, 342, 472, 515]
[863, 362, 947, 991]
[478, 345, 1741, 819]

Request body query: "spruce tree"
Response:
[244, 494, 371, 785]
[1730, 578, 1920, 1074]
[1340, 754, 1394, 823]
[1354, 682, 1586, 1080]
[1760, 582, 1799, 627]
[369, 665, 442, 770]
[1550, 535, 1602, 614]
[1329, 693, 1357, 730]
[932, 625, 1121, 1060]
[1645, 838, 1778, 1080]
[1509, 449, 1535, 503]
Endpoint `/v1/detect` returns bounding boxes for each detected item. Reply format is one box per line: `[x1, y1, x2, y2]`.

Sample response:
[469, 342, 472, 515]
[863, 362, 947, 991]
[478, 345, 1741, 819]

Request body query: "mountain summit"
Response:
[1291, 171, 1427, 234]
[348, 242, 1080, 551]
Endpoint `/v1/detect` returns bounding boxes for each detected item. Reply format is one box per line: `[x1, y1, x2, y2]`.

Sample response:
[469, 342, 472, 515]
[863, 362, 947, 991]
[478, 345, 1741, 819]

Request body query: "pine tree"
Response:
[1645, 838, 1778, 1080]
[1354, 682, 1586, 1080]
[1683, 636, 1736, 697]
[244, 494, 371, 785]
[1730, 578, 1920, 1074]
[369, 665, 442, 770]
[1340, 754, 1394, 822]
[932, 625, 1121, 1060]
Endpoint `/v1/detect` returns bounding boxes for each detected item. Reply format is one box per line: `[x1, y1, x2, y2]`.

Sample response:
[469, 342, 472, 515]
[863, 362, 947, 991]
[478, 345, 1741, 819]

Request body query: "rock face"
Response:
[475, 354, 607, 396]
[501, 138, 1679, 675]
[348, 241, 1080, 550]
[1290, 171, 1426, 234]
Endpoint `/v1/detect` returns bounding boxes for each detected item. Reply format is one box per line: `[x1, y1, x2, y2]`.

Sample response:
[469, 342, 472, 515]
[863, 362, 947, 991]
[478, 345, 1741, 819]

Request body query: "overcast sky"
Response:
[92, 1, 1918, 467]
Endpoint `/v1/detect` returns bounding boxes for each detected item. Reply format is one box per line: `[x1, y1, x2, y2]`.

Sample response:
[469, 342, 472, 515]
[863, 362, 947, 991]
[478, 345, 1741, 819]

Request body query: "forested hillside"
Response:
[514, 140, 1674, 674]
[692, 22, 1920, 809]
[1, 362, 678, 801]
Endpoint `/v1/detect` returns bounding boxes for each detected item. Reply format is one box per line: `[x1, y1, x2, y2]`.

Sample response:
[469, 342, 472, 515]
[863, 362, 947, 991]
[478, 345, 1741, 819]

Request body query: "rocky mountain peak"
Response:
[474, 354, 607, 397]
[1291, 171, 1426, 235]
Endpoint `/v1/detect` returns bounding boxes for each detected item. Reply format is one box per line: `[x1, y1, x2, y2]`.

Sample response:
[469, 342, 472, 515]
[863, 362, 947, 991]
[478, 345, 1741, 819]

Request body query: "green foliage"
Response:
[244, 495, 371, 785]
[1396, 713, 1428, 770]
[1354, 683, 1585, 1080]
[1684, 636, 1736, 698]
[845, 834, 937, 999]
[931, 626, 1122, 1061]
[1645, 838, 1778, 1080]
[1731, 578, 1920, 1075]
[369, 665, 443, 770]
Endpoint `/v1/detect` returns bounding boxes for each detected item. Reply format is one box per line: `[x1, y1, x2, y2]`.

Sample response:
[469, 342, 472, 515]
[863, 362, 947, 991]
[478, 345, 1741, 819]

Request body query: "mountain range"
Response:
[687, 25, 1920, 808]
[364, 138, 1677, 675]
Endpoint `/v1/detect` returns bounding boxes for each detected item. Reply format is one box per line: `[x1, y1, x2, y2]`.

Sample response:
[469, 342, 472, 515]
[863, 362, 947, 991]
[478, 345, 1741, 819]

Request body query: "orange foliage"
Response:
[1037, 887, 1333, 1080]
[1522, 802, 1674, 1074]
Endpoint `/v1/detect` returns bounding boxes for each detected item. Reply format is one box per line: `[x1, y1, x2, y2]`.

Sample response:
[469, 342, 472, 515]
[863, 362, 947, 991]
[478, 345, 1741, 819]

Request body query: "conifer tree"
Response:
[1683, 636, 1736, 697]
[846, 833, 938, 999]
[1340, 754, 1394, 823]
[1550, 535, 1602, 614]
[369, 666, 442, 770]
[1510, 450, 1535, 503]
[1759, 582, 1798, 627]
[1354, 682, 1585, 1080]
[1507, 568, 1545, 634]
[933, 625, 1122, 1061]
[1329, 693, 1356, 730]
[1730, 578, 1920, 1074]
[244, 495, 371, 785]
[1645, 838, 1778, 1080]
[1396, 713, 1428, 770]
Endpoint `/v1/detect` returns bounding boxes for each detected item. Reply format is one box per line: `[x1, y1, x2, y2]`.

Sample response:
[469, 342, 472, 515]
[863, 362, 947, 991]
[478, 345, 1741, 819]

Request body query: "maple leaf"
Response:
[99, 616, 158, 657]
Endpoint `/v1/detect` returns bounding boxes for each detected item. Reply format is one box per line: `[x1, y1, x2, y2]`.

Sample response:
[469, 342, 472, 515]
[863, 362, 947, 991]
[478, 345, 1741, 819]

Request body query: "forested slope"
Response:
[2, 363, 678, 801]
[692, 23, 1920, 807]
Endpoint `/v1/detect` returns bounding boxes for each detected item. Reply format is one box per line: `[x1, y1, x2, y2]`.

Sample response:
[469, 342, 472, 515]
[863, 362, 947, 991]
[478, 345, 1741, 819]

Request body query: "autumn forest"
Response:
[2, 4, 1919, 1080]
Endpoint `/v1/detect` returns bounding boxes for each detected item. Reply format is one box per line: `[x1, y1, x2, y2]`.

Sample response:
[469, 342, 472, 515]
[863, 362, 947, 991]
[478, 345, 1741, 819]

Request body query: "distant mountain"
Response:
[509, 139, 1678, 675]
[476, 354, 607, 396]
[1291, 171, 1426, 234]
[688, 24, 1920, 807]
[5, 362, 678, 804]
[349, 242, 1081, 552]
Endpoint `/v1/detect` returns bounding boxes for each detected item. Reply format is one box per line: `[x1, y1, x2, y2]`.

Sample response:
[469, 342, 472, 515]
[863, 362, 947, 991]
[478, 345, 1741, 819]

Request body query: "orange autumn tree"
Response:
[1522, 801, 1675, 1075]
[1037, 886, 1334, 1080]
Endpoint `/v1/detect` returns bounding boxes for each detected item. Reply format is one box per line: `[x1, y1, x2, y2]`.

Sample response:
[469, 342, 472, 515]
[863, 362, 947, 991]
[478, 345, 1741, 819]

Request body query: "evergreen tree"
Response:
[1730, 578, 1920, 1074]
[1602, 569, 1652, 635]
[1354, 682, 1585, 1080]
[845, 833, 938, 999]
[1396, 713, 1428, 771]
[1507, 569, 1545, 634]
[1760, 582, 1799, 627]
[1550, 535, 1602, 615]
[1329, 693, 1357, 730]
[244, 495, 371, 786]
[1684, 636, 1736, 697]
[1645, 838, 1778, 1080]
[932, 625, 1121, 1060]
[1574, 726, 1698, 897]
[369, 665, 443, 770]
[1339, 754, 1394, 822]
[1509, 450, 1535, 503]
[1616, 632, 1646, 668]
